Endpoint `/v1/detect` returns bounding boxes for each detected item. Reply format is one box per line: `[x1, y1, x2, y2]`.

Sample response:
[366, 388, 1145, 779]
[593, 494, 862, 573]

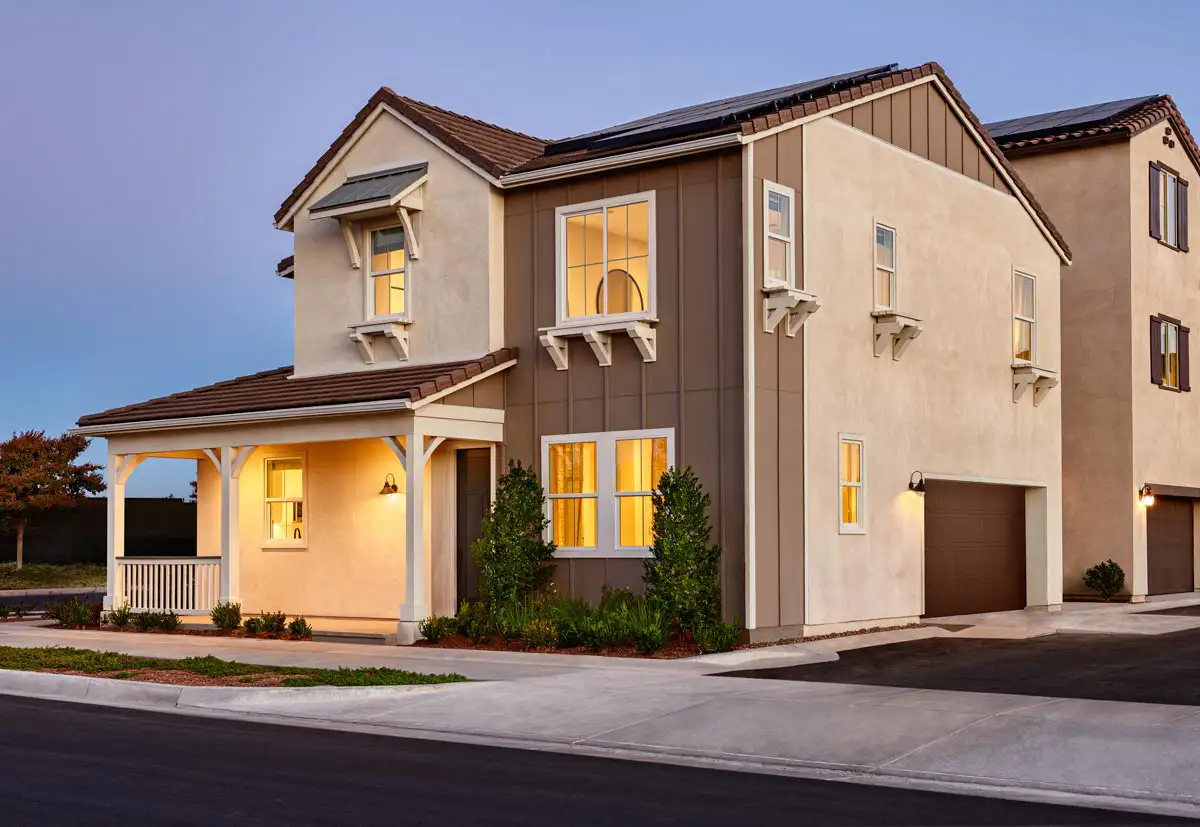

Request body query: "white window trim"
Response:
[1162, 317, 1181, 389]
[365, 225, 412, 324]
[1013, 270, 1037, 365]
[554, 190, 657, 328]
[838, 433, 866, 535]
[874, 222, 897, 312]
[542, 428, 675, 558]
[1159, 166, 1180, 248]
[763, 180, 796, 289]
[263, 453, 307, 549]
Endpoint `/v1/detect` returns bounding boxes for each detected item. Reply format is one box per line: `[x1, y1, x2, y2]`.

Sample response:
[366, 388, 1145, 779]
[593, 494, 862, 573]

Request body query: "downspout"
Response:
[743, 140, 757, 631]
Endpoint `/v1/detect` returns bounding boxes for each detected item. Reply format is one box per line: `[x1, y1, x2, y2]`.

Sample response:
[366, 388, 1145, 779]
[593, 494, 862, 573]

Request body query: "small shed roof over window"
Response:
[309, 162, 428, 218]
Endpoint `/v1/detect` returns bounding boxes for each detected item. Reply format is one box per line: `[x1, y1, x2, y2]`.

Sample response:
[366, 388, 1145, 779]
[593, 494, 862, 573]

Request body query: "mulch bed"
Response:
[42, 625, 311, 642]
[47, 668, 313, 687]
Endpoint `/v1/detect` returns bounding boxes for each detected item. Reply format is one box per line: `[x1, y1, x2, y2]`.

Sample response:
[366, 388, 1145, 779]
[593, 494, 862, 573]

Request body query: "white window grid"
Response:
[874, 223, 897, 312]
[1013, 271, 1036, 365]
[838, 433, 866, 535]
[367, 226, 409, 322]
[763, 180, 796, 288]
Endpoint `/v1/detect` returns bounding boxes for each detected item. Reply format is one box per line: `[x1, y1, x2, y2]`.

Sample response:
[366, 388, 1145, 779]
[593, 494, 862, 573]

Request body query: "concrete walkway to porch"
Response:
[923, 592, 1200, 636]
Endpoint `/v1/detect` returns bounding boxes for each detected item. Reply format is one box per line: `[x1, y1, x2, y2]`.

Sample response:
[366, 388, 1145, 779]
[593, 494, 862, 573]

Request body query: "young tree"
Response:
[0, 431, 105, 569]
[471, 459, 556, 608]
[643, 466, 722, 632]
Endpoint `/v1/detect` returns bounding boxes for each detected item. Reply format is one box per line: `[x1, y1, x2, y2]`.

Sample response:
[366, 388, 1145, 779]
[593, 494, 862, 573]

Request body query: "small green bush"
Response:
[210, 601, 242, 631]
[159, 611, 181, 632]
[1083, 559, 1126, 600]
[12, 604, 29, 619]
[242, 617, 263, 635]
[46, 598, 94, 628]
[628, 601, 670, 654]
[259, 611, 288, 635]
[599, 586, 640, 614]
[0, 604, 10, 620]
[454, 601, 494, 644]
[495, 601, 537, 641]
[543, 596, 592, 648]
[105, 604, 134, 629]
[643, 467, 722, 633]
[418, 615, 456, 643]
[522, 617, 559, 649]
[132, 611, 161, 632]
[693, 619, 742, 654]
[579, 613, 626, 651]
[287, 616, 313, 638]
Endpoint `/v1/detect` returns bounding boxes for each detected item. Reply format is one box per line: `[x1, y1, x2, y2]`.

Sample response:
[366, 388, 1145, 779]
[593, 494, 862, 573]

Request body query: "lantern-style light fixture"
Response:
[1139, 484, 1155, 507]
[379, 473, 399, 496]
[908, 471, 927, 494]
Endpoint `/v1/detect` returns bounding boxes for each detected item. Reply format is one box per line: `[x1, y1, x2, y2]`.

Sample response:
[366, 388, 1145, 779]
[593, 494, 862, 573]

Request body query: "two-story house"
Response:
[76, 61, 1070, 643]
[989, 96, 1200, 601]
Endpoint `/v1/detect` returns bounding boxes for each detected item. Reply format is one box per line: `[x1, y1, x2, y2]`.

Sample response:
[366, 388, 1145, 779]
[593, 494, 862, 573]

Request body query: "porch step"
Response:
[311, 630, 397, 646]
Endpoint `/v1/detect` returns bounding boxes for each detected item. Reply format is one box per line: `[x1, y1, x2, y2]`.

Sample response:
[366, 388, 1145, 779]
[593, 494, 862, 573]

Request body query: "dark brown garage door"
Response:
[1147, 496, 1195, 596]
[924, 481, 1026, 618]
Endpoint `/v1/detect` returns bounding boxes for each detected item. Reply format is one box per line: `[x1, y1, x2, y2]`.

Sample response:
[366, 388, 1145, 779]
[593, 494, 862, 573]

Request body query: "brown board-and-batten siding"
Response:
[502, 150, 746, 620]
[833, 84, 1012, 194]
[752, 128, 806, 631]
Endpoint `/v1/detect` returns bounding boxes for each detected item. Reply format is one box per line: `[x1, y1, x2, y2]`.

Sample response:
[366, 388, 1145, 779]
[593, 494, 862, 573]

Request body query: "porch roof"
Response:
[76, 348, 516, 429]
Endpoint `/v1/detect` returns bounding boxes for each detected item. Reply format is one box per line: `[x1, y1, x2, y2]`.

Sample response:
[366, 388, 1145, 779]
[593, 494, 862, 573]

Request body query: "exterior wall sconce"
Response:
[1139, 484, 1155, 507]
[908, 471, 927, 494]
[379, 473, 399, 496]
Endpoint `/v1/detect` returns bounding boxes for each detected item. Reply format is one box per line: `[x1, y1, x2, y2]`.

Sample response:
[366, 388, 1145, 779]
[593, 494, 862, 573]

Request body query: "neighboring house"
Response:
[75, 61, 1070, 643]
[989, 96, 1200, 601]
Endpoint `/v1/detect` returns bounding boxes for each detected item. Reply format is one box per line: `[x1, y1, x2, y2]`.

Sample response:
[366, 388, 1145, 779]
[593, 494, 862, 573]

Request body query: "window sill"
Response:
[1012, 363, 1058, 405]
[1158, 383, 1184, 393]
[348, 319, 410, 364]
[871, 311, 922, 360]
[839, 525, 866, 536]
[1155, 237, 1185, 253]
[553, 548, 652, 559]
[262, 542, 307, 551]
[538, 318, 658, 370]
[762, 285, 820, 336]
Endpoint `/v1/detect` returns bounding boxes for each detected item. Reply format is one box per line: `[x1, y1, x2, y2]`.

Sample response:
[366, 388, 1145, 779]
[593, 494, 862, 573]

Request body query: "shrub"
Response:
[454, 600, 495, 644]
[12, 604, 29, 619]
[644, 467, 722, 633]
[579, 613, 626, 651]
[105, 604, 134, 629]
[259, 611, 288, 635]
[242, 617, 263, 635]
[472, 460, 556, 608]
[132, 610, 162, 632]
[495, 601, 537, 641]
[693, 620, 742, 654]
[418, 615, 456, 643]
[287, 616, 313, 638]
[1083, 559, 1125, 600]
[159, 611, 181, 632]
[543, 596, 592, 648]
[0, 604, 9, 620]
[522, 617, 559, 650]
[628, 601, 670, 654]
[599, 586, 639, 614]
[46, 598, 93, 628]
[210, 601, 242, 631]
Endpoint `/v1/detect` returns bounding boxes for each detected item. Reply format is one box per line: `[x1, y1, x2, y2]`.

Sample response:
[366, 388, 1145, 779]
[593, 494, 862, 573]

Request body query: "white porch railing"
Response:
[115, 557, 221, 615]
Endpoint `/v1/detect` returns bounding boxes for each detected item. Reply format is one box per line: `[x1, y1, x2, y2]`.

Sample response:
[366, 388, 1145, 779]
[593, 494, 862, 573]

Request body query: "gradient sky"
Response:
[1, 0, 1197, 496]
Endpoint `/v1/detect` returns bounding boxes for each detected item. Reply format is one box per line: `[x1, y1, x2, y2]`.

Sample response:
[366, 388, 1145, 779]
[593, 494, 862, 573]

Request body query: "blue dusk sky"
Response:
[0, 0, 1196, 496]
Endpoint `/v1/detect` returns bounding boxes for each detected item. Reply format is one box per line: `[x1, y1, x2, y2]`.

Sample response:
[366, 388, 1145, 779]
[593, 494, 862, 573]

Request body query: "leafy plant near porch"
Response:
[471, 460, 556, 608]
[45, 598, 98, 628]
[0, 431, 105, 569]
[1084, 559, 1126, 600]
[643, 467, 722, 633]
[210, 601, 242, 631]
[104, 604, 134, 629]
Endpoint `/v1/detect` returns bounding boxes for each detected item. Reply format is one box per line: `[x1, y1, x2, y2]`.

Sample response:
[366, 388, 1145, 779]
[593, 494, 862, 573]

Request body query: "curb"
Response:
[0, 587, 105, 599]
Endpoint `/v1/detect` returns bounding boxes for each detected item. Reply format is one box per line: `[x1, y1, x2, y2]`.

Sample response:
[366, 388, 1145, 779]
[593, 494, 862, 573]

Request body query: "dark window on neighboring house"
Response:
[1151, 314, 1191, 391]
[1150, 163, 1189, 251]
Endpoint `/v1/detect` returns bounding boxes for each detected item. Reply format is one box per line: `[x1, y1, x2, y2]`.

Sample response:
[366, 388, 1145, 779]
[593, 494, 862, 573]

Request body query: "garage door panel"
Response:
[924, 482, 1026, 618]
[1147, 497, 1194, 596]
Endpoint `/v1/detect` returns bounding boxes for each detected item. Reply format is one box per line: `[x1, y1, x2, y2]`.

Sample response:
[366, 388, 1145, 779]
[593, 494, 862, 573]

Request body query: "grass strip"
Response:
[0, 647, 467, 688]
[0, 563, 107, 590]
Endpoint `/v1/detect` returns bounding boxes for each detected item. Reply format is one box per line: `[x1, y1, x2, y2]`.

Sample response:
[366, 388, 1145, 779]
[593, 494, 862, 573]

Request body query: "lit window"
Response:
[559, 193, 655, 323]
[370, 227, 406, 318]
[764, 181, 795, 286]
[615, 437, 669, 548]
[875, 224, 896, 311]
[547, 442, 597, 549]
[839, 435, 865, 534]
[543, 429, 674, 556]
[1162, 318, 1180, 389]
[1013, 272, 1036, 364]
[265, 458, 304, 543]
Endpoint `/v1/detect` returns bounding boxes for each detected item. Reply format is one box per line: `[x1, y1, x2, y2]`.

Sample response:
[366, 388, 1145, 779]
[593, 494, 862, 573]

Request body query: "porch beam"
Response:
[423, 436, 446, 462]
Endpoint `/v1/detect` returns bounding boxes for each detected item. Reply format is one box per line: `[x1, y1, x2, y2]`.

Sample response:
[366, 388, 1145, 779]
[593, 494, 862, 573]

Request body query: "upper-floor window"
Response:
[764, 181, 795, 287]
[1150, 163, 1189, 251]
[1013, 272, 1036, 364]
[874, 224, 896, 311]
[557, 192, 655, 325]
[370, 227, 407, 319]
[1151, 314, 1191, 391]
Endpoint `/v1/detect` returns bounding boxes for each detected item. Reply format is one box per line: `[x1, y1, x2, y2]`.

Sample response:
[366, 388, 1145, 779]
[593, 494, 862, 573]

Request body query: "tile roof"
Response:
[276, 255, 294, 279]
[76, 349, 517, 428]
[274, 88, 546, 225]
[985, 95, 1200, 172]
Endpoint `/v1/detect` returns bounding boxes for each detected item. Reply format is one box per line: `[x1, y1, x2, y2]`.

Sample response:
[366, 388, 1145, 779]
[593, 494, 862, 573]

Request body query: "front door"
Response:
[456, 449, 491, 604]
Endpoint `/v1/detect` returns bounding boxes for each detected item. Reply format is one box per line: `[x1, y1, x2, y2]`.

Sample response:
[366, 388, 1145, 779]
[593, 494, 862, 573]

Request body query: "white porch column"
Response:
[206, 446, 256, 606]
[105, 453, 144, 610]
[397, 423, 436, 644]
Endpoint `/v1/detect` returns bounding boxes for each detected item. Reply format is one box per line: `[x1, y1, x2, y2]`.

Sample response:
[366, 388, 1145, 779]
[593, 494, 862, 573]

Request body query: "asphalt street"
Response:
[0, 695, 1188, 826]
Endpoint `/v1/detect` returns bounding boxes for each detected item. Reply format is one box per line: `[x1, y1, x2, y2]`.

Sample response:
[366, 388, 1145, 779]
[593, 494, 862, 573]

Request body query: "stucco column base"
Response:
[395, 620, 425, 646]
[102, 596, 113, 611]
[1026, 603, 1063, 613]
[1130, 595, 1147, 604]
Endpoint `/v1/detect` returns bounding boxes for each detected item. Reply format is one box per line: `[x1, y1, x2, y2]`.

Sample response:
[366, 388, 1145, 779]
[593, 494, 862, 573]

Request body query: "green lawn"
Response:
[0, 563, 107, 590]
[0, 646, 467, 688]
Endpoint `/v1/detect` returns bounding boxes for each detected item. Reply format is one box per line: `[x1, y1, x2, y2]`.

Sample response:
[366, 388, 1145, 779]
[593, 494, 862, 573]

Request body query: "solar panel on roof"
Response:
[547, 64, 899, 155]
[985, 96, 1157, 141]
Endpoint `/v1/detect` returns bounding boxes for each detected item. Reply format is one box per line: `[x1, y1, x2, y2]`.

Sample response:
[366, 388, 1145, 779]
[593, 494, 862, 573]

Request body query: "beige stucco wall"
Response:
[291, 108, 502, 378]
[1006, 141, 1136, 594]
[802, 117, 1064, 625]
[1128, 125, 1200, 595]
